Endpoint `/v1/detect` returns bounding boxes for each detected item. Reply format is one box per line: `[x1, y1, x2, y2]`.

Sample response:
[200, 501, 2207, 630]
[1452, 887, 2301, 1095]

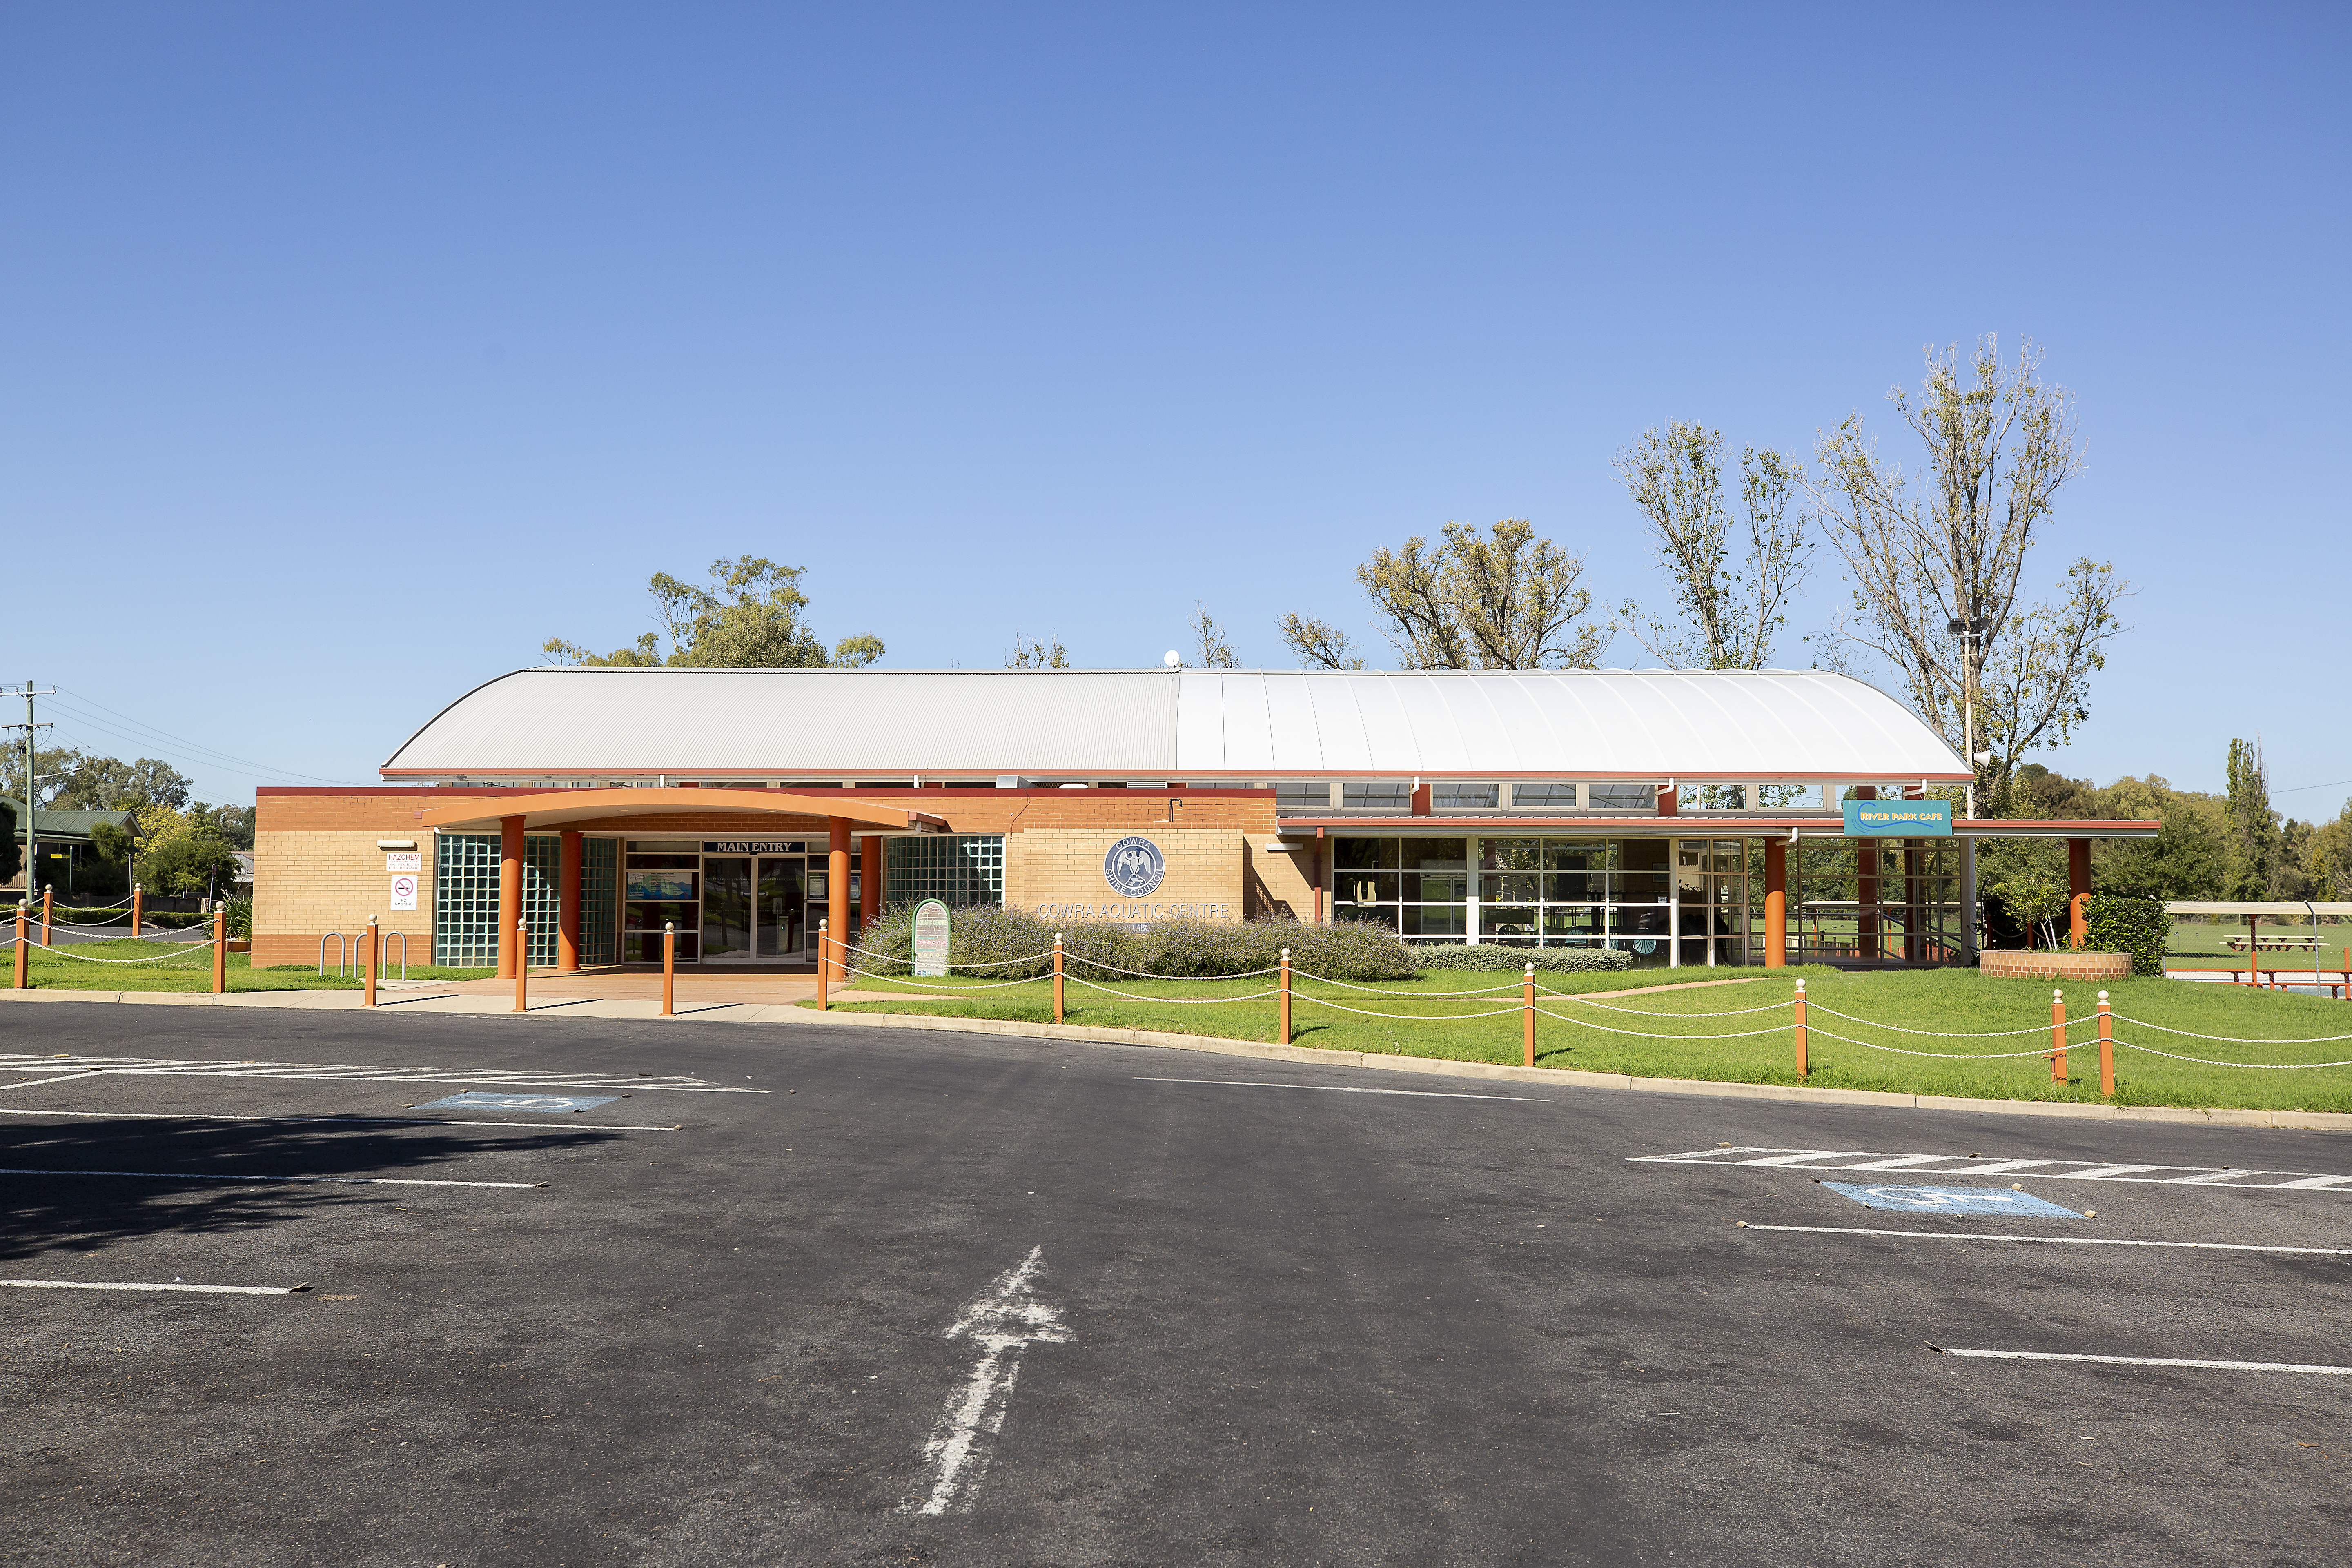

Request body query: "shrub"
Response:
[223, 893, 253, 940]
[2082, 893, 2167, 977]
[853, 907, 1421, 981]
[1405, 944, 1634, 974]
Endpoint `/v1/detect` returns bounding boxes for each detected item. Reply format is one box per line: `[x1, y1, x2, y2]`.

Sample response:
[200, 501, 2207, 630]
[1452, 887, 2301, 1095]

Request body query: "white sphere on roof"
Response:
[1163, 650, 1181, 667]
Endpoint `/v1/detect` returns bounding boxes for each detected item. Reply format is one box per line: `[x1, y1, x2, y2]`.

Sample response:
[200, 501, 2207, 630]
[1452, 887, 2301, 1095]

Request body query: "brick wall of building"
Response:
[250, 784, 1319, 967]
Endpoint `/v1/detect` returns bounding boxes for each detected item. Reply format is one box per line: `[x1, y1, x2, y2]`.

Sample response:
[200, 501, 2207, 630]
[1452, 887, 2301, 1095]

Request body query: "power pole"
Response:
[3, 681, 56, 906]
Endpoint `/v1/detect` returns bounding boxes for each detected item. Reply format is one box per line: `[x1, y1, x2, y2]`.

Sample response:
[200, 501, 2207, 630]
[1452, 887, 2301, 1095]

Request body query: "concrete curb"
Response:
[7, 986, 2350, 1132]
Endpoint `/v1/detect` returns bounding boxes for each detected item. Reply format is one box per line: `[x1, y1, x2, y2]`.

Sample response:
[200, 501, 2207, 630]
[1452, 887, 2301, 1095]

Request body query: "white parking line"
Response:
[1, 1278, 301, 1296]
[0, 1107, 681, 1132]
[1636, 1146, 2352, 1192]
[1740, 1223, 2352, 1256]
[1136, 1076, 1550, 1102]
[1927, 1346, 2352, 1375]
[0, 1166, 541, 1189]
[0, 1053, 763, 1094]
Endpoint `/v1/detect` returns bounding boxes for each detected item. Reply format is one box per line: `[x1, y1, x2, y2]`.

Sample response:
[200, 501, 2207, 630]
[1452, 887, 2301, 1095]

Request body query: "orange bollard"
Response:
[1793, 978, 1808, 1078]
[41, 885, 52, 947]
[2050, 988, 2067, 1083]
[130, 883, 142, 940]
[815, 919, 828, 1011]
[2097, 989, 2114, 1096]
[1278, 946, 1292, 1046]
[364, 916, 378, 1008]
[12, 904, 26, 989]
[1053, 933, 1065, 1026]
[1523, 962, 1536, 1067]
[513, 919, 528, 1013]
[211, 906, 227, 995]
[661, 922, 676, 1016]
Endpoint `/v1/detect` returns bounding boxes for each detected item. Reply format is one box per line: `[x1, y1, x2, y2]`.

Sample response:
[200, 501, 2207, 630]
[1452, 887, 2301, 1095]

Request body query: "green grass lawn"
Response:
[813, 964, 2352, 1113]
[10, 940, 493, 992]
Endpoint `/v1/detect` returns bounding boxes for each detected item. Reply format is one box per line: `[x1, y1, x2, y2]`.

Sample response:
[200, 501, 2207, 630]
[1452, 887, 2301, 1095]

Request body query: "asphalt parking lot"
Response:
[2, 1000, 2347, 1566]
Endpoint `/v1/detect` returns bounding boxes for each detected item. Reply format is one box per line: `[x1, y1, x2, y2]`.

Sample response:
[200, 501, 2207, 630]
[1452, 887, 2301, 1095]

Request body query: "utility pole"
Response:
[3, 682, 57, 906]
[1944, 610, 1990, 963]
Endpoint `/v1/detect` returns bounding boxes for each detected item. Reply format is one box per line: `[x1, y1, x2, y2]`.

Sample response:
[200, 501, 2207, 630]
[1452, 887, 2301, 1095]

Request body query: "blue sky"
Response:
[4, 4, 2345, 812]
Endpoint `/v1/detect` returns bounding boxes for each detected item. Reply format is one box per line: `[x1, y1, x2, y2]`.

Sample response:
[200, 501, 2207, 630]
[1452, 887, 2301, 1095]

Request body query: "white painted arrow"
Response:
[900, 1245, 1070, 1517]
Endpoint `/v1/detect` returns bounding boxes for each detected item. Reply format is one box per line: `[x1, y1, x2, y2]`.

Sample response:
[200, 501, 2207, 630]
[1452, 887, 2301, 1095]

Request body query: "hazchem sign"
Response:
[1842, 798, 1953, 837]
[385, 851, 423, 872]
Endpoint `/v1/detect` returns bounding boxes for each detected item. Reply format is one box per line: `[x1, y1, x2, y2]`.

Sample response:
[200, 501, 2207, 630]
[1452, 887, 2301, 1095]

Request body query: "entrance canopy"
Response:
[415, 788, 951, 834]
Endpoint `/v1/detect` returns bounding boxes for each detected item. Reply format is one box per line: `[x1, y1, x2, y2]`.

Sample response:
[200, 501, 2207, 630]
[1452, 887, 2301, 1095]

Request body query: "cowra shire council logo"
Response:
[1102, 836, 1167, 898]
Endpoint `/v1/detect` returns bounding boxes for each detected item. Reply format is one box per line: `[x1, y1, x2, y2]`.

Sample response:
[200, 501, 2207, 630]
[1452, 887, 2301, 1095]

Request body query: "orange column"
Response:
[130, 884, 142, 939]
[557, 830, 583, 973]
[860, 834, 883, 933]
[1852, 786, 1878, 960]
[1763, 837, 1787, 969]
[827, 817, 851, 983]
[497, 815, 525, 979]
[2067, 837, 2091, 951]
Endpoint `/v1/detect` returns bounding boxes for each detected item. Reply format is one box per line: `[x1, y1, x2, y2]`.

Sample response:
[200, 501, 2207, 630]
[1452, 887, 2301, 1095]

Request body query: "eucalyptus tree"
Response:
[1614, 422, 1814, 668]
[1282, 519, 1607, 670]
[545, 555, 884, 669]
[1804, 337, 2127, 804]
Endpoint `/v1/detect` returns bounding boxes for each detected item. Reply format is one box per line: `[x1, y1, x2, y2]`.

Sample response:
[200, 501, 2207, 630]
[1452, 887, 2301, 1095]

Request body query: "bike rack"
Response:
[318, 932, 347, 977]
[383, 931, 408, 980]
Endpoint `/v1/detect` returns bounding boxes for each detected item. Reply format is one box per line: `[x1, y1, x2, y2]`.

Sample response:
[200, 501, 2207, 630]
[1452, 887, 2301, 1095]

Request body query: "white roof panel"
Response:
[381, 667, 1967, 780]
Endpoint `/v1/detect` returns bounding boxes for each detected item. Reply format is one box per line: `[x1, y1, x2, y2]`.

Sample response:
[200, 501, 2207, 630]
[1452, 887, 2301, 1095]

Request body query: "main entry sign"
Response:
[1842, 798, 1952, 837]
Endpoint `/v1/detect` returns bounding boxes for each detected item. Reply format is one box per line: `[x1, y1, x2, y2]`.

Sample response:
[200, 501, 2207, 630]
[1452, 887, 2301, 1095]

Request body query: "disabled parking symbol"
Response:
[1822, 1182, 2081, 1218]
[419, 1091, 619, 1114]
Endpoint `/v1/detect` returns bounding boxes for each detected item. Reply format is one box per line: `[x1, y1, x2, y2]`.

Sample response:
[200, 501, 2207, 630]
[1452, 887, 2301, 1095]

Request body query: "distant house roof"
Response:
[381, 667, 1970, 783]
[12, 808, 135, 843]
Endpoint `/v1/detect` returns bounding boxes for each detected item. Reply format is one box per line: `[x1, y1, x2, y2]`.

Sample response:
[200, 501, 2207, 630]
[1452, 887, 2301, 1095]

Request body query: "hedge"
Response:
[1403, 943, 1633, 974]
[2082, 893, 2167, 977]
[853, 906, 1421, 981]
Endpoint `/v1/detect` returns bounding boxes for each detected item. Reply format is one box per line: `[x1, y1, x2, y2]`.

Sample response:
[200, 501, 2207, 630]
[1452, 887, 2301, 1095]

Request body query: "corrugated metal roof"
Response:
[381, 667, 1967, 780]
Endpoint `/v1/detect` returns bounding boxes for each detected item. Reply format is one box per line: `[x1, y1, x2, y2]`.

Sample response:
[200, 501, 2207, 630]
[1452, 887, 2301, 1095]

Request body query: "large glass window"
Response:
[431, 833, 557, 967]
[1761, 835, 1958, 964]
[1334, 834, 1753, 967]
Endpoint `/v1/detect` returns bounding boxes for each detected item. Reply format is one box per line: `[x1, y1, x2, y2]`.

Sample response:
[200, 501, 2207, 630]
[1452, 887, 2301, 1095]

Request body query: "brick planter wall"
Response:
[1978, 949, 2132, 982]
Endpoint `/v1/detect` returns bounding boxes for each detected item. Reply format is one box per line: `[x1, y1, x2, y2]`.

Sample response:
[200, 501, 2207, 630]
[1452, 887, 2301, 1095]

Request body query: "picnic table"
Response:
[2224, 934, 2327, 953]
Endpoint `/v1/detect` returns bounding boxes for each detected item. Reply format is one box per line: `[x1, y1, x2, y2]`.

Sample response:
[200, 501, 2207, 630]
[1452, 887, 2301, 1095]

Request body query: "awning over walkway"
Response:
[414, 788, 951, 834]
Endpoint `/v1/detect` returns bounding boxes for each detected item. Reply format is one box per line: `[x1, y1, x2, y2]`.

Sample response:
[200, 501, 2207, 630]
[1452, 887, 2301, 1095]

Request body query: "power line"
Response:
[2274, 777, 2352, 796]
[47, 688, 372, 786]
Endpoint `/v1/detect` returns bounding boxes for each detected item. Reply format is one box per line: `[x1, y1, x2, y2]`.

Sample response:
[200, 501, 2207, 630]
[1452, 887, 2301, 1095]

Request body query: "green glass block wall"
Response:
[885, 835, 1005, 906]
[432, 833, 561, 967]
[433, 834, 501, 965]
[523, 835, 559, 967]
[581, 837, 617, 965]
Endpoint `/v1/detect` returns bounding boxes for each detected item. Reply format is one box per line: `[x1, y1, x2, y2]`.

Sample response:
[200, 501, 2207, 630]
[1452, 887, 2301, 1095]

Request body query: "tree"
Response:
[1187, 606, 1239, 668]
[1614, 424, 1814, 668]
[1276, 613, 1364, 670]
[546, 556, 884, 669]
[137, 823, 241, 900]
[1284, 519, 1607, 671]
[0, 744, 87, 811]
[2225, 736, 2278, 899]
[1005, 636, 1069, 670]
[1804, 337, 2128, 798]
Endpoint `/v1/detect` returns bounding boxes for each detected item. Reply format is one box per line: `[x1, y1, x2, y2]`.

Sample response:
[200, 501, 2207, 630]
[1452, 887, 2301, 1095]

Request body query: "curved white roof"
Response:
[381, 667, 1967, 781]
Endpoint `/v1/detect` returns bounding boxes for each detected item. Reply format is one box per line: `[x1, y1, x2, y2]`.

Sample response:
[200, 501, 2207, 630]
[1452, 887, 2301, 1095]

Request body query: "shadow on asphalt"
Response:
[0, 1118, 624, 1263]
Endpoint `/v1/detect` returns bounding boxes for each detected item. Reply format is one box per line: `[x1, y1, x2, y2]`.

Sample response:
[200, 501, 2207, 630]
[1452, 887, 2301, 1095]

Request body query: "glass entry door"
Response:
[702, 857, 757, 964]
[756, 856, 806, 962]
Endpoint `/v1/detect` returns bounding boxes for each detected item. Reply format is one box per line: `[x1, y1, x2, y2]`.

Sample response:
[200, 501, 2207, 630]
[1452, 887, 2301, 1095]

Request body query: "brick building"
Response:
[250, 666, 2155, 976]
